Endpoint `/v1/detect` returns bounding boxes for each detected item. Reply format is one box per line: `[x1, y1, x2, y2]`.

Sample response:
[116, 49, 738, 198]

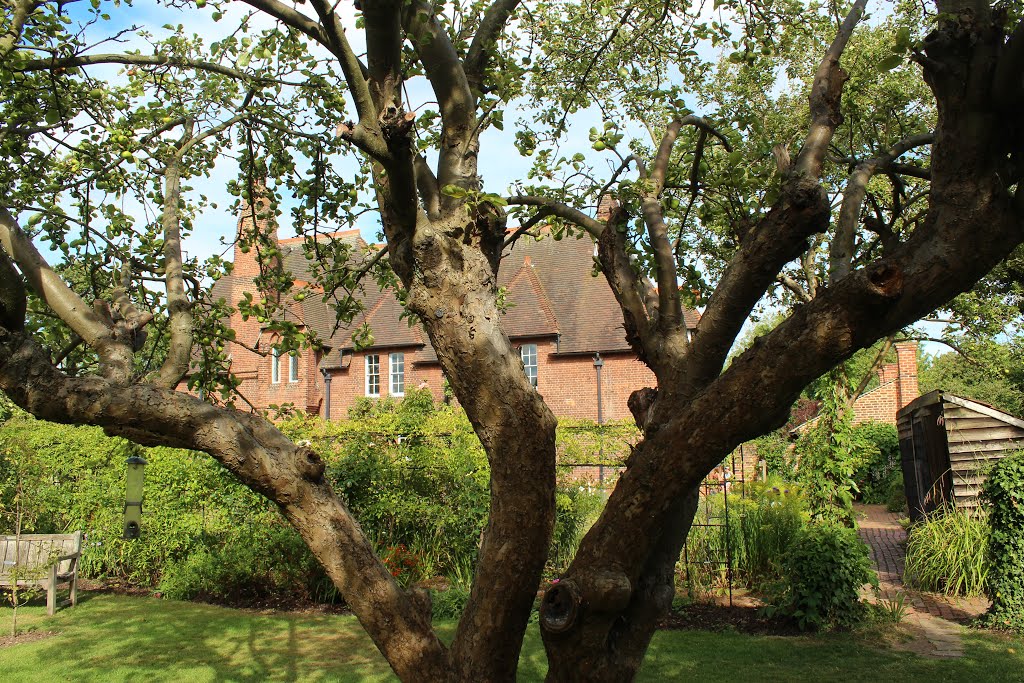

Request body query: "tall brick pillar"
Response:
[895, 341, 919, 410]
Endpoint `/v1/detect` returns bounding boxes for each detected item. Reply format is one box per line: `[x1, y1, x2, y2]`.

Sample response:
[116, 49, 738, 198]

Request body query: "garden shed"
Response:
[897, 390, 1024, 521]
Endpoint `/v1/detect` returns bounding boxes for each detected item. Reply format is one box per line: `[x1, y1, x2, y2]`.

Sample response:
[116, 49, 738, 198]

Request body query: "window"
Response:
[365, 354, 380, 397]
[271, 348, 281, 384]
[520, 344, 538, 387]
[289, 353, 299, 383]
[390, 352, 405, 397]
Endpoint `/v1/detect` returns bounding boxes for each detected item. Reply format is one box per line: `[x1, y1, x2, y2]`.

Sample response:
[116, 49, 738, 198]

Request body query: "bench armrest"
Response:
[56, 551, 81, 563]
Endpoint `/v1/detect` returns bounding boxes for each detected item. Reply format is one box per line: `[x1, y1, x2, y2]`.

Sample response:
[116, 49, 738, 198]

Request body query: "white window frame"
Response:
[289, 352, 299, 383]
[520, 344, 538, 388]
[365, 354, 380, 397]
[271, 348, 281, 384]
[389, 352, 405, 397]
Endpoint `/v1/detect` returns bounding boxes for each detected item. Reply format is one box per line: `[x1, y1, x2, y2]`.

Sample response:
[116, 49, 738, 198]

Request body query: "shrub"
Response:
[547, 482, 605, 576]
[904, 507, 988, 597]
[794, 381, 877, 526]
[738, 482, 806, 588]
[885, 472, 907, 512]
[980, 452, 1024, 630]
[679, 480, 806, 595]
[851, 422, 901, 504]
[753, 433, 795, 479]
[767, 522, 877, 631]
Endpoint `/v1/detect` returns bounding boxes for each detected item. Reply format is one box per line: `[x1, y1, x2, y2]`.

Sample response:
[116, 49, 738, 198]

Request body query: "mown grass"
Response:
[2, 592, 1023, 682]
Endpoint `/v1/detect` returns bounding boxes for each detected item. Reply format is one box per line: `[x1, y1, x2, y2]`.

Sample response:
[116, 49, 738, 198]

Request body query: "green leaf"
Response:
[877, 54, 904, 72]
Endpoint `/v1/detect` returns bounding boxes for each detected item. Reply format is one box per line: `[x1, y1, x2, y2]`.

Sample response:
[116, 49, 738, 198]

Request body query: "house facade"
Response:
[203, 198, 699, 422]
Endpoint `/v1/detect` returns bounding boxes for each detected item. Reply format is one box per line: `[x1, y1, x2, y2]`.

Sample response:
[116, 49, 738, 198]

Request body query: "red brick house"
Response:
[205, 198, 699, 422]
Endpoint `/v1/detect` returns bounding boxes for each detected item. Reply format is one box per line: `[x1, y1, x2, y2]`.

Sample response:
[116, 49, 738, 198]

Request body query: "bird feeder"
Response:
[123, 455, 148, 540]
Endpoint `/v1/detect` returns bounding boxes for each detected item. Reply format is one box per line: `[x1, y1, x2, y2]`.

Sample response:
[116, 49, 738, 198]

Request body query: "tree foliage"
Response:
[1, 0, 1023, 679]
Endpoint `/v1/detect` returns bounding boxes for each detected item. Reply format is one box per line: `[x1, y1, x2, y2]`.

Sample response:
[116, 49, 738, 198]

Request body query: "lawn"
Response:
[1, 593, 1022, 682]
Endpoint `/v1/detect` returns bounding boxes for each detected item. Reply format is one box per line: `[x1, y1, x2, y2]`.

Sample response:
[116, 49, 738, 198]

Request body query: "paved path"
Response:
[855, 504, 989, 658]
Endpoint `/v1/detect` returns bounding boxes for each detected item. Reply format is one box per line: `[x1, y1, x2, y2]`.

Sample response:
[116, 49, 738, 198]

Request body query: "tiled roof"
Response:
[499, 260, 558, 338]
[220, 227, 699, 360]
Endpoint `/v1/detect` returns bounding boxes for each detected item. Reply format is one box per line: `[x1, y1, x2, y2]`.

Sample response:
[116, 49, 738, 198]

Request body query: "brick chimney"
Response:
[895, 341, 919, 410]
[232, 183, 278, 280]
[596, 195, 619, 222]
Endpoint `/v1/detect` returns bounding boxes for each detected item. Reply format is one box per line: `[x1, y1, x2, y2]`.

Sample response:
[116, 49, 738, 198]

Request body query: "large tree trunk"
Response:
[398, 213, 559, 680]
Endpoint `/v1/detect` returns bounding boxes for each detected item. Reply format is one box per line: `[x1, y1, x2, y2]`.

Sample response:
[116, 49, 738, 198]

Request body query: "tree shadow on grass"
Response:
[0, 592, 396, 682]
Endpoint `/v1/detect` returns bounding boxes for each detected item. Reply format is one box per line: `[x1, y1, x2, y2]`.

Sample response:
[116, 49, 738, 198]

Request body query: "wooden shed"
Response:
[898, 390, 1024, 521]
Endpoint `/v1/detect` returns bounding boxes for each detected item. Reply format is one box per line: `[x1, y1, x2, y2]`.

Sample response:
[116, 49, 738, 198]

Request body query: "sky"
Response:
[60, 1, 625, 263]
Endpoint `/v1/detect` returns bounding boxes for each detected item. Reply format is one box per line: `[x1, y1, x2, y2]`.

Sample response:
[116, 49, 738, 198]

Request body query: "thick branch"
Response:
[240, 0, 327, 46]
[506, 196, 605, 237]
[688, 3, 866, 387]
[792, 0, 868, 177]
[403, 1, 479, 195]
[0, 330, 449, 680]
[0, 207, 112, 354]
[152, 155, 192, 389]
[831, 133, 933, 281]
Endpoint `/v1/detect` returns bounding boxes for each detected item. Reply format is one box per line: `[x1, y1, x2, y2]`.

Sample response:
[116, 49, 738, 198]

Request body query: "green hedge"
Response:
[0, 388, 603, 606]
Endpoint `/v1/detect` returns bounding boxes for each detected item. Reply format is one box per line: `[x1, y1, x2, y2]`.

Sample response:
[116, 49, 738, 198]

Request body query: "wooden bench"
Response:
[0, 532, 82, 616]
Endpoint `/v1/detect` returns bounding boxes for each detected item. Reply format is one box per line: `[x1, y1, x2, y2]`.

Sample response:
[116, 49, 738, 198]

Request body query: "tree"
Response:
[1, 0, 1023, 679]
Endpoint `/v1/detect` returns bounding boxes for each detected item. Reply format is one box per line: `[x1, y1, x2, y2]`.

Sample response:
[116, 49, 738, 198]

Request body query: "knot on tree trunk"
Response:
[540, 571, 632, 636]
[627, 387, 658, 431]
[866, 262, 904, 298]
[296, 445, 326, 482]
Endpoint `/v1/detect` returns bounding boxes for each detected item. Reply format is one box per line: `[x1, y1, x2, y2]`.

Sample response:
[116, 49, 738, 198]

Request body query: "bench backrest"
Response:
[0, 532, 82, 578]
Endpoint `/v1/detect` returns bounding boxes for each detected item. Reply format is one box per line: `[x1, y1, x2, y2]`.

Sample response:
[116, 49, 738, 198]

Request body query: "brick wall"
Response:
[324, 347, 447, 418]
[851, 341, 919, 426]
[318, 339, 656, 422]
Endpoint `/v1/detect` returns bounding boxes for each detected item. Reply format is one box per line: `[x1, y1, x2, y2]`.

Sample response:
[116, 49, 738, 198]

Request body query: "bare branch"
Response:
[506, 196, 605, 238]
[776, 273, 812, 303]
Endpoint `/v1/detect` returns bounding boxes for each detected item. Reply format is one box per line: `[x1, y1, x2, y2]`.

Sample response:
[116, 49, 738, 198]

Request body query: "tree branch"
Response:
[793, 0, 868, 177]
[403, 1, 477, 197]
[506, 196, 605, 237]
[0, 329, 449, 680]
[0, 0, 39, 63]
[776, 273, 812, 303]
[151, 153, 192, 389]
[240, 0, 327, 46]
[17, 53, 281, 83]
[830, 133, 933, 281]
[0, 207, 115, 361]
[465, 0, 521, 94]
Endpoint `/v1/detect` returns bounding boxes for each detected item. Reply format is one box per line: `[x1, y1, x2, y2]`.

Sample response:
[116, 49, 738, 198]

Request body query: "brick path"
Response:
[856, 504, 990, 658]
